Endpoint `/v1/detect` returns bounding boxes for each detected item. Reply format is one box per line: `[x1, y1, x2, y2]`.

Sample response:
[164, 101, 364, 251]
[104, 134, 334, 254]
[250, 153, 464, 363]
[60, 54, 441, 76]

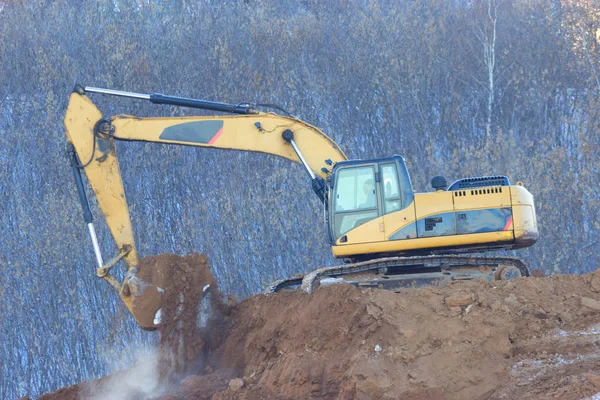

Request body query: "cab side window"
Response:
[381, 163, 401, 213]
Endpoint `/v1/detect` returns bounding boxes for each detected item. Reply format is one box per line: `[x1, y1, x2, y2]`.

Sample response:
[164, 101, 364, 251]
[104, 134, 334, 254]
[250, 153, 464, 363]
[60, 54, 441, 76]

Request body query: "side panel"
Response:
[336, 216, 385, 246]
[453, 186, 513, 236]
[414, 192, 456, 238]
[455, 208, 512, 234]
[385, 202, 417, 240]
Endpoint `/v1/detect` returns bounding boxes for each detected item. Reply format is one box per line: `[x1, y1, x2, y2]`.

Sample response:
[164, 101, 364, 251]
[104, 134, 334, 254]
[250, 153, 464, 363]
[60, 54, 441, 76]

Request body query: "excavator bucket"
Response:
[122, 273, 164, 330]
[93, 249, 165, 330]
[115, 253, 217, 331]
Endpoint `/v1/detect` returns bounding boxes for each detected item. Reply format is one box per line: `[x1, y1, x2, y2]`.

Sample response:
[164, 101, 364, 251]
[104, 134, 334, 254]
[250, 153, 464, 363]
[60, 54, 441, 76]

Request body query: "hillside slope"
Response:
[35, 254, 600, 400]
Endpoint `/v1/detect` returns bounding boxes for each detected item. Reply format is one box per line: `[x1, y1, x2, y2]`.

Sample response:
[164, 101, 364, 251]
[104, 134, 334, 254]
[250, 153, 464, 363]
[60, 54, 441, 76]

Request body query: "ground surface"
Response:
[32, 254, 600, 399]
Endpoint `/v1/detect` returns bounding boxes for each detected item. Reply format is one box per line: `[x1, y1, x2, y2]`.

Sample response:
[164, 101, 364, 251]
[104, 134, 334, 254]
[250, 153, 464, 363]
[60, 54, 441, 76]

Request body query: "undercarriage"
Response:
[265, 255, 529, 294]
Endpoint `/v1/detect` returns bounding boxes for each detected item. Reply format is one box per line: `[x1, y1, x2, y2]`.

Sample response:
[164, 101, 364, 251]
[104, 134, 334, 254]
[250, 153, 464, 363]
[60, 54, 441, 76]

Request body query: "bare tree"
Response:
[476, 0, 500, 140]
[580, 26, 600, 92]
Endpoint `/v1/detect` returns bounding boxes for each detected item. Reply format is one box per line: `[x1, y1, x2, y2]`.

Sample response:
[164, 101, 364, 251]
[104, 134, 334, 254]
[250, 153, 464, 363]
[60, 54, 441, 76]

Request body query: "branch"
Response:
[0, 82, 10, 109]
[580, 25, 600, 92]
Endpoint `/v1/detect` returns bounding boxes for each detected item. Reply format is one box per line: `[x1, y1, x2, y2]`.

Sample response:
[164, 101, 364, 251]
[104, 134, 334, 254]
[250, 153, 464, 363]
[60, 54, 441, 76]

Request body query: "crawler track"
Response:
[265, 255, 529, 294]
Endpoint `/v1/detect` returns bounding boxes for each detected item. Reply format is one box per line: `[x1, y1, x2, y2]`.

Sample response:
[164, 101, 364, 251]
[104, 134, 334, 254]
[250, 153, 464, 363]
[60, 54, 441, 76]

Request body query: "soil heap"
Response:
[36, 254, 600, 399]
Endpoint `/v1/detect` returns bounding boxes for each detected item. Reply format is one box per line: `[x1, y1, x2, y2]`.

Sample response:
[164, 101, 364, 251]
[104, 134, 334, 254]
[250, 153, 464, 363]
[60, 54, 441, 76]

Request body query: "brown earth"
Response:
[35, 254, 600, 400]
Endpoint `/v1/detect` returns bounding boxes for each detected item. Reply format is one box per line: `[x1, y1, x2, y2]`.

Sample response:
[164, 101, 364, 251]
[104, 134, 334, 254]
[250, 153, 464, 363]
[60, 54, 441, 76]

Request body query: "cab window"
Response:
[381, 163, 401, 213]
[334, 166, 377, 212]
[332, 166, 379, 238]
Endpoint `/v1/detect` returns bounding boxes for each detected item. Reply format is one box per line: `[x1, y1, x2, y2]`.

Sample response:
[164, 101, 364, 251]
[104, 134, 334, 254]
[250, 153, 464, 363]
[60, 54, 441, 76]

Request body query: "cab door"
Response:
[331, 164, 385, 245]
[381, 161, 417, 241]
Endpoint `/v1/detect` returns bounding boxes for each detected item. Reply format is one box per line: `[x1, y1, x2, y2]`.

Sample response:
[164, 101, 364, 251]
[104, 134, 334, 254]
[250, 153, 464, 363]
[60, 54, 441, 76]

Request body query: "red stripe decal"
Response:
[503, 215, 513, 231]
[208, 126, 224, 144]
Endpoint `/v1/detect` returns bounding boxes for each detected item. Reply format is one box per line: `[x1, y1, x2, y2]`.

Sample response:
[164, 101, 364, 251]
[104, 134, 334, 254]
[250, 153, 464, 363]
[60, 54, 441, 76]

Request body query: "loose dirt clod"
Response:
[38, 255, 600, 400]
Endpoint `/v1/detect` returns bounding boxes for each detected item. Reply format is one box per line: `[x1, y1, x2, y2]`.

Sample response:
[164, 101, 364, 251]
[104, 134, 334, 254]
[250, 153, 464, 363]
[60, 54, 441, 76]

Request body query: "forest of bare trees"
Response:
[1, 0, 599, 398]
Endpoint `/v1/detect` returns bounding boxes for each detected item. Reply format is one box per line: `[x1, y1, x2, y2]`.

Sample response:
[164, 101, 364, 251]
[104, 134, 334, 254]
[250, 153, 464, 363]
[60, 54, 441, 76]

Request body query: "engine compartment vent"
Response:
[448, 175, 510, 191]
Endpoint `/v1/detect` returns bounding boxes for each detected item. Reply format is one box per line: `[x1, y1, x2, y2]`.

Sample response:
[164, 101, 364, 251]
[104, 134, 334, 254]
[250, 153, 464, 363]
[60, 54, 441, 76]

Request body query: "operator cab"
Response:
[328, 156, 414, 242]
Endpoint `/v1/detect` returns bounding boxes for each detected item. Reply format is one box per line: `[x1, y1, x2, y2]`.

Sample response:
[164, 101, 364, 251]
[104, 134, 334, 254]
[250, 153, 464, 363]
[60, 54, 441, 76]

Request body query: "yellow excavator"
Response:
[65, 85, 538, 330]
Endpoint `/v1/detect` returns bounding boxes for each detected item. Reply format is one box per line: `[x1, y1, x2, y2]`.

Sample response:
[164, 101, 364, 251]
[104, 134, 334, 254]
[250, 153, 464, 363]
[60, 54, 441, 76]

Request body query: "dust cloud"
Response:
[84, 349, 165, 400]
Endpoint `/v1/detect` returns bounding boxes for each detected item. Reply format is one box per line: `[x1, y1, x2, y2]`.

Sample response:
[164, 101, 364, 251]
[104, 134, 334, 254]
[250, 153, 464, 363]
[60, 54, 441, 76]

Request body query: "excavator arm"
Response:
[65, 86, 347, 329]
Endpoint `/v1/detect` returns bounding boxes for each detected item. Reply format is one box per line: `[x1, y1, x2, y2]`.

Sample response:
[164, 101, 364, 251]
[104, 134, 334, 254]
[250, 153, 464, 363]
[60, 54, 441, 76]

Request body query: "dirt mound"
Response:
[37, 255, 600, 399]
[203, 274, 600, 400]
